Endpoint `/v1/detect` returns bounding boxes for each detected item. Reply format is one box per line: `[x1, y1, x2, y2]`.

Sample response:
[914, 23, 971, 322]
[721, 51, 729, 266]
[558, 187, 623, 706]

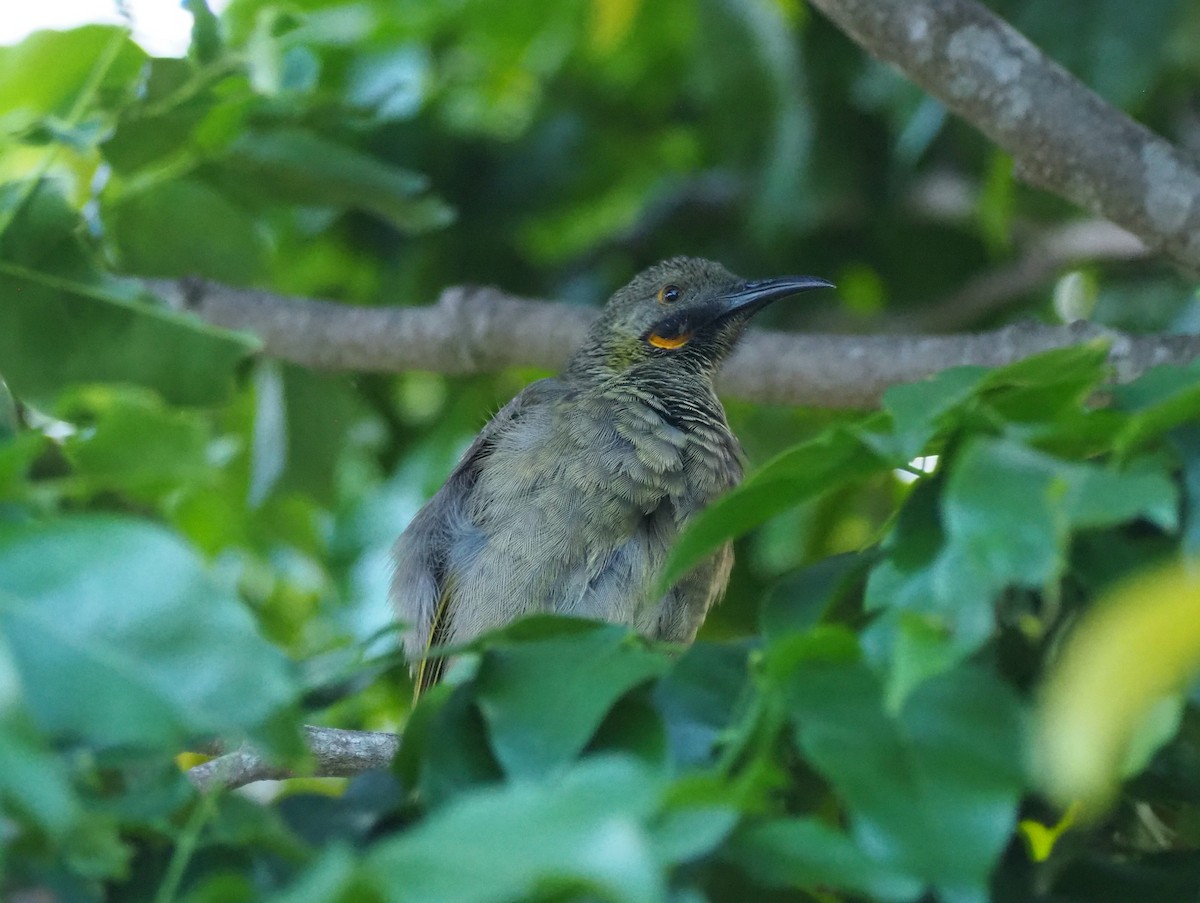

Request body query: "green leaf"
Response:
[185, 0, 224, 65]
[249, 361, 287, 507]
[783, 661, 1026, 902]
[58, 385, 212, 500]
[977, 151, 1015, 252]
[100, 56, 242, 175]
[368, 756, 666, 903]
[1112, 359, 1200, 411]
[224, 129, 455, 233]
[761, 551, 873, 641]
[865, 438, 1178, 692]
[0, 376, 17, 440]
[1, 178, 111, 277]
[652, 778, 740, 863]
[863, 475, 943, 616]
[882, 365, 987, 461]
[0, 640, 132, 876]
[106, 178, 271, 282]
[865, 609, 963, 713]
[274, 366, 365, 505]
[0, 266, 258, 408]
[267, 845, 365, 903]
[403, 683, 504, 809]
[0, 706, 78, 836]
[1173, 426, 1200, 556]
[653, 642, 750, 767]
[0, 516, 300, 750]
[726, 816, 922, 901]
[944, 440, 1178, 587]
[977, 341, 1110, 424]
[1111, 360, 1200, 458]
[940, 440, 1075, 593]
[0, 432, 43, 502]
[475, 619, 669, 778]
[345, 47, 430, 120]
[661, 418, 893, 589]
[58, 810, 132, 880]
[0, 26, 146, 122]
[760, 624, 862, 682]
[881, 344, 1112, 461]
[0, 370, 39, 507]
[587, 690, 668, 766]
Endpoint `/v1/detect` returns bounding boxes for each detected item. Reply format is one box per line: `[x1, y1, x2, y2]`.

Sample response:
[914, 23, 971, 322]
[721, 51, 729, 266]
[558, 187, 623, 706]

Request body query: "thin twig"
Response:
[891, 220, 1148, 332]
[186, 725, 401, 792]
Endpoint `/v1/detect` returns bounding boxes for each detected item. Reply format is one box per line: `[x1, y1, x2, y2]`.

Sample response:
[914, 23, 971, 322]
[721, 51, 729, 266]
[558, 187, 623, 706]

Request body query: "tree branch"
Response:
[808, 0, 1200, 276]
[186, 725, 400, 792]
[153, 279, 1200, 409]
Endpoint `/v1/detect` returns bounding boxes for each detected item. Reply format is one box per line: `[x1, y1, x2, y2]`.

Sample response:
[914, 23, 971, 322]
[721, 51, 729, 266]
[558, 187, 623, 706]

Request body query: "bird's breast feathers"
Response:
[392, 379, 741, 658]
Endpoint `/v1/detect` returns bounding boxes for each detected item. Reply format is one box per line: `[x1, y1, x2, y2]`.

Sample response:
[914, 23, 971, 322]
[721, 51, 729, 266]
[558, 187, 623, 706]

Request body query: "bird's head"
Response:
[569, 256, 832, 381]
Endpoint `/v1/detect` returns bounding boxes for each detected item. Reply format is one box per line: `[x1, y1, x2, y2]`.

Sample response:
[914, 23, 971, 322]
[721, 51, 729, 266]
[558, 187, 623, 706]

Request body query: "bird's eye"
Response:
[657, 284, 681, 304]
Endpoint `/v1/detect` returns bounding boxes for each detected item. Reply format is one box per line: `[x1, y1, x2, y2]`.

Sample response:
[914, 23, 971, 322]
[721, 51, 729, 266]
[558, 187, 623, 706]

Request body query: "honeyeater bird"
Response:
[391, 257, 831, 694]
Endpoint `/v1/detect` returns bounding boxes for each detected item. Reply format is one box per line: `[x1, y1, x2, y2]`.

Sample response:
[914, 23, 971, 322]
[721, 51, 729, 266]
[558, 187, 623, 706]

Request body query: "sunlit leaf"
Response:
[1036, 561, 1200, 812]
[590, 0, 644, 51]
[0, 26, 145, 122]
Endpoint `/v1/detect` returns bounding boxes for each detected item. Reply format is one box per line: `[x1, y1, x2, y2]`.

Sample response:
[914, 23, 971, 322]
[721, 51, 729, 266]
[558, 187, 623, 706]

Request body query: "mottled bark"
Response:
[808, 0, 1200, 275]
[153, 279, 1200, 410]
[186, 726, 400, 792]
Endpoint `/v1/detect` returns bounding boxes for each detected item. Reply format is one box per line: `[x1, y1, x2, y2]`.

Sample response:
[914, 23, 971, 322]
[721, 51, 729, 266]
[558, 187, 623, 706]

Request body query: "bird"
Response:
[391, 256, 831, 696]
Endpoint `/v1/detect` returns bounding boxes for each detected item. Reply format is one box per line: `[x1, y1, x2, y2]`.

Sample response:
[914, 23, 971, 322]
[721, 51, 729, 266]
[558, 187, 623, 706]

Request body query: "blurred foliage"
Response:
[1, 0, 1200, 901]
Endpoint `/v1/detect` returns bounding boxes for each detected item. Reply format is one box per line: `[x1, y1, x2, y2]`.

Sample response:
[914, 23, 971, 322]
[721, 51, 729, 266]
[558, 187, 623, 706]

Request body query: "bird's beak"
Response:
[714, 275, 834, 320]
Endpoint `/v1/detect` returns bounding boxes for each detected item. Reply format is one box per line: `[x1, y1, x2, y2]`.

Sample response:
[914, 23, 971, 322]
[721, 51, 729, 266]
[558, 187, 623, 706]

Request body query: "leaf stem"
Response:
[155, 789, 218, 903]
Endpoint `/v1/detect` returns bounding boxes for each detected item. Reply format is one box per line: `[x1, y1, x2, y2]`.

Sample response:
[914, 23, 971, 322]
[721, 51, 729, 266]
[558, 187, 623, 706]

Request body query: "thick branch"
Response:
[808, 0, 1200, 275]
[154, 280, 1200, 409]
[186, 725, 400, 792]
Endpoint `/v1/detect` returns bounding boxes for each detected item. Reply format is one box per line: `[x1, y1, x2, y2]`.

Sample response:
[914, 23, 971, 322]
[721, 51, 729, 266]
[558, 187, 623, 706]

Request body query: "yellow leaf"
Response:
[589, 0, 642, 52]
[175, 751, 211, 771]
[1035, 561, 1200, 813]
[1017, 802, 1079, 862]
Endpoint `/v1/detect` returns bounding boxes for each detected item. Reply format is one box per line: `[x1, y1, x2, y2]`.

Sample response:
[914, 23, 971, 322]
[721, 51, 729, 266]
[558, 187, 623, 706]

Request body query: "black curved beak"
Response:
[716, 275, 834, 320]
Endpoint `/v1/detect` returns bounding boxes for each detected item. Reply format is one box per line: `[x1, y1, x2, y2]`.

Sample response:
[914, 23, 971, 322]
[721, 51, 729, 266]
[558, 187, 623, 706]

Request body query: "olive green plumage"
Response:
[391, 257, 830, 693]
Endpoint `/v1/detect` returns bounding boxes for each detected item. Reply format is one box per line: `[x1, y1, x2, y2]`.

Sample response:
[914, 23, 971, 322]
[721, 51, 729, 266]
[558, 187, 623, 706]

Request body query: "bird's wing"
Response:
[390, 377, 561, 700]
[410, 575, 454, 697]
